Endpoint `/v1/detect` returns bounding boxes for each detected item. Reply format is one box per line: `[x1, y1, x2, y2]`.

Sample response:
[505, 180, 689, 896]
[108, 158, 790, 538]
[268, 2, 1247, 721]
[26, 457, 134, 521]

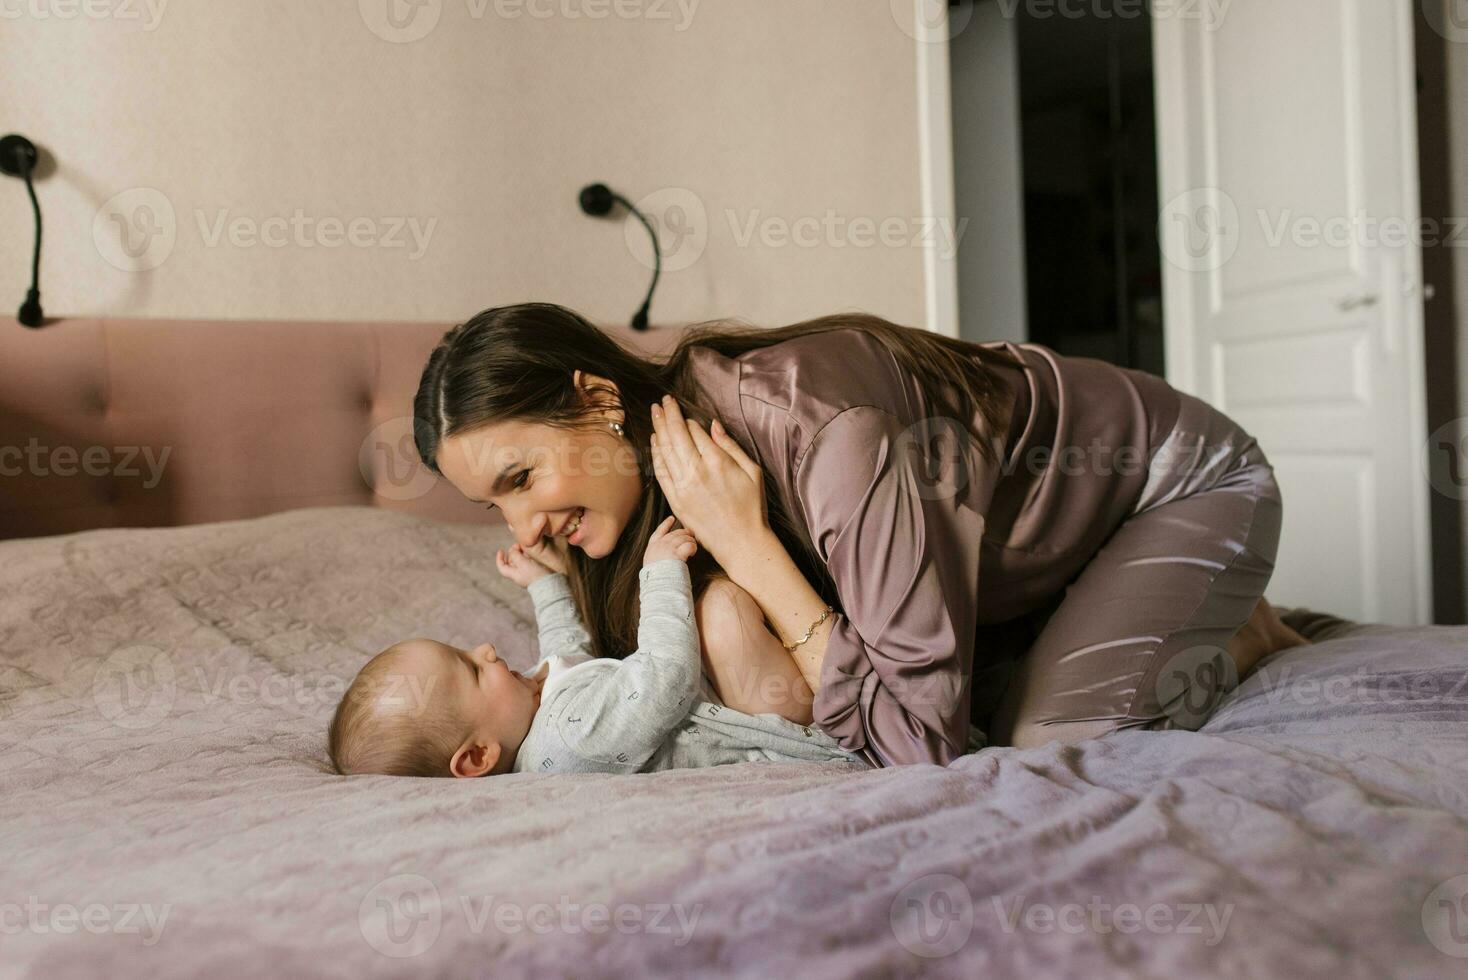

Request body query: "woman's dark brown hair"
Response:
[413, 302, 1024, 662]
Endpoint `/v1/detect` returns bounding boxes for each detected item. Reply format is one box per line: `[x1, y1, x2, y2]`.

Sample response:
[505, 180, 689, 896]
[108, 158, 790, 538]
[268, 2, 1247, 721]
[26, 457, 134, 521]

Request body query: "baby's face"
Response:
[399, 639, 543, 772]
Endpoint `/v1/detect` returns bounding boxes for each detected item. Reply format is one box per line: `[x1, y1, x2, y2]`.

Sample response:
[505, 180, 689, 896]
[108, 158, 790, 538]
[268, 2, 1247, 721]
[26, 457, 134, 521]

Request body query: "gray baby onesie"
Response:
[511, 559, 869, 775]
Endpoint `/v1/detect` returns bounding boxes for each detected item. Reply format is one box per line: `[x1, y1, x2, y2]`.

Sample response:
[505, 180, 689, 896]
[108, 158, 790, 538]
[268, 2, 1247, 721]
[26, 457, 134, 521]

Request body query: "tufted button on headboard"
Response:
[0, 316, 685, 540]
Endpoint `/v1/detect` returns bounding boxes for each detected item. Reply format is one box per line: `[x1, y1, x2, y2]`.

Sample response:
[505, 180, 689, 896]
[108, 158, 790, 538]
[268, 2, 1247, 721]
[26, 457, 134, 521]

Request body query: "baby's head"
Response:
[329, 638, 541, 778]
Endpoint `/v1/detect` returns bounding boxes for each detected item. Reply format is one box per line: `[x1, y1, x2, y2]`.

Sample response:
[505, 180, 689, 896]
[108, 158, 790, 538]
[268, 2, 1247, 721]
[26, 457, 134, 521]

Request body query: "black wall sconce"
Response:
[578, 183, 661, 331]
[1, 134, 44, 328]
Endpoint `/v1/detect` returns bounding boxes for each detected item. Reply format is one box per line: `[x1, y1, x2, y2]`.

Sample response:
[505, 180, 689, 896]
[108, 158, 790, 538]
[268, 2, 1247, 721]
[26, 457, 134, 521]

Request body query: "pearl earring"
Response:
[608, 421, 625, 437]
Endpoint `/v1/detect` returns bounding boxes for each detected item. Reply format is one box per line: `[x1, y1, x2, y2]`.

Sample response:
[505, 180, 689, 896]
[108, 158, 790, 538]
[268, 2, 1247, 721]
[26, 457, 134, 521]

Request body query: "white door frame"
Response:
[909, 0, 963, 339]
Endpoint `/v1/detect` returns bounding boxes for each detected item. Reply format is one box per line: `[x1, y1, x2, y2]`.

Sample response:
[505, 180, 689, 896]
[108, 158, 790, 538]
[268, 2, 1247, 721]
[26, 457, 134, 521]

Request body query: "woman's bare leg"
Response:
[695, 577, 814, 725]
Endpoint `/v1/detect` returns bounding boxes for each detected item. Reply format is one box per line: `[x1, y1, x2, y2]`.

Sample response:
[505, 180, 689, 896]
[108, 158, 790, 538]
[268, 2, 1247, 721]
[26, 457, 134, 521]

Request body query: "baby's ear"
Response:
[450, 739, 502, 778]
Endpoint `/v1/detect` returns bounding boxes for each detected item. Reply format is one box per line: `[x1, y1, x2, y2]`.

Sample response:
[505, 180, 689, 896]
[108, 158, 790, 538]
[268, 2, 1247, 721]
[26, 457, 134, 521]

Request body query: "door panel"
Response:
[1153, 0, 1431, 623]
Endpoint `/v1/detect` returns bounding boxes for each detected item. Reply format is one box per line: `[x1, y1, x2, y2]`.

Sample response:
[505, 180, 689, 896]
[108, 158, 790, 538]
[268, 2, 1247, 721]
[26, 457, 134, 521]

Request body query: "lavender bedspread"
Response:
[2, 507, 1466, 979]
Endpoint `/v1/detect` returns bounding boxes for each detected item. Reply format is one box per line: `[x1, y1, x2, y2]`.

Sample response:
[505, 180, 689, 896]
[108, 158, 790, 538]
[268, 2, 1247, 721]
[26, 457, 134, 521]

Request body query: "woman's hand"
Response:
[652, 395, 832, 701]
[649, 394, 768, 566]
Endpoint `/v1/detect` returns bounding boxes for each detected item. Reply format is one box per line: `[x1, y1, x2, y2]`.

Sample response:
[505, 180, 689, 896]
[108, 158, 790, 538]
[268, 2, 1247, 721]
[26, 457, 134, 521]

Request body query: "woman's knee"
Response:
[1007, 717, 1120, 750]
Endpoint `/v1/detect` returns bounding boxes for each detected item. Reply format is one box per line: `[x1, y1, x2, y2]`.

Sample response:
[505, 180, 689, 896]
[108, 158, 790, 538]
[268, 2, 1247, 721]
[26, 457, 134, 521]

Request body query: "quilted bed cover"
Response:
[2, 507, 1467, 978]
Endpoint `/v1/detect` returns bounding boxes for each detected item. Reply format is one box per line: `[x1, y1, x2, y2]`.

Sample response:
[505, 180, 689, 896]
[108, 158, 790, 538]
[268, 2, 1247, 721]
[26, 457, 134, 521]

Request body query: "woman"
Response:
[414, 302, 1306, 767]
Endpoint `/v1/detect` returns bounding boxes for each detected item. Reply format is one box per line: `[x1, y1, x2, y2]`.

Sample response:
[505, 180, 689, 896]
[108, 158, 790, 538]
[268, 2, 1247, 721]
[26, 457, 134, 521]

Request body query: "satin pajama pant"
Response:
[975, 388, 1284, 747]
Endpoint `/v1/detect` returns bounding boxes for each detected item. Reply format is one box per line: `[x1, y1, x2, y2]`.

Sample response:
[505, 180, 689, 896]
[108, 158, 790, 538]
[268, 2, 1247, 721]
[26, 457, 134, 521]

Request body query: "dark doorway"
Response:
[1016, 3, 1163, 374]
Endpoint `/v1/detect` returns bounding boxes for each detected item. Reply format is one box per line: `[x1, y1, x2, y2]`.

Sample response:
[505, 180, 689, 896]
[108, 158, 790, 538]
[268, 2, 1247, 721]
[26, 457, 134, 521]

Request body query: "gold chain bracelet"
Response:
[782, 604, 833, 651]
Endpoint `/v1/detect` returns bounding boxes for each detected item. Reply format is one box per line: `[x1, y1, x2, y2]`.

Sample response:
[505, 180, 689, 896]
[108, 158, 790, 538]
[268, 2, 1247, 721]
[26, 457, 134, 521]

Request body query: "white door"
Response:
[1152, 0, 1433, 624]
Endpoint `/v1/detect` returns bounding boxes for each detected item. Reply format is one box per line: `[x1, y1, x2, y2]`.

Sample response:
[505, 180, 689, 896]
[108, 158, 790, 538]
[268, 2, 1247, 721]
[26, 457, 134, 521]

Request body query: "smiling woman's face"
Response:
[435, 380, 645, 558]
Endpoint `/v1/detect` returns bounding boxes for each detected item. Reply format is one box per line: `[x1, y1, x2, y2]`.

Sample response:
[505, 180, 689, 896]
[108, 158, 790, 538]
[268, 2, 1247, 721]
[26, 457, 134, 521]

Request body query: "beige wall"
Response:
[0, 0, 933, 329]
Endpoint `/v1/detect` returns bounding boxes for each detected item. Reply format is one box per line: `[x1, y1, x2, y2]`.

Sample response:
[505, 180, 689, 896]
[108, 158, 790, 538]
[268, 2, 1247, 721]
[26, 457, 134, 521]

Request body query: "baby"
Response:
[328, 516, 866, 777]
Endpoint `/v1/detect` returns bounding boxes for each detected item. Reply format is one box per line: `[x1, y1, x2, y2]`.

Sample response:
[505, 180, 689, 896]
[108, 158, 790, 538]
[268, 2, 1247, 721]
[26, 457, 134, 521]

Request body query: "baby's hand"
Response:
[496, 543, 558, 588]
[522, 536, 569, 575]
[643, 515, 698, 567]
[527, 659, 550, 694]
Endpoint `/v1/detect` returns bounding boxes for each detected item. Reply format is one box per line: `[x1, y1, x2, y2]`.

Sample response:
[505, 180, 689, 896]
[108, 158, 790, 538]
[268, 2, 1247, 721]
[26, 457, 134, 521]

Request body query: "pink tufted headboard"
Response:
[0, 316, 686, 541]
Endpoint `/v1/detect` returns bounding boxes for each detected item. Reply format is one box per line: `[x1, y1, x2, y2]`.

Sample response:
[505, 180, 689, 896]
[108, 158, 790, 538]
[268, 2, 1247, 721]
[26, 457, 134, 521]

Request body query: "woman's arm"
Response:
[649, 397, 833, 701]
[651, 394, 987, 768]
[712, 532, 833, 704]
[790, 405, 985, 768]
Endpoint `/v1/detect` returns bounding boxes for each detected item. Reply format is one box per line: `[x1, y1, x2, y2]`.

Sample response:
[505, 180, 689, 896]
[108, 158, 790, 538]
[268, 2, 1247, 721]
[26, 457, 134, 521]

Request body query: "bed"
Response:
[3, 319, 1467, 978]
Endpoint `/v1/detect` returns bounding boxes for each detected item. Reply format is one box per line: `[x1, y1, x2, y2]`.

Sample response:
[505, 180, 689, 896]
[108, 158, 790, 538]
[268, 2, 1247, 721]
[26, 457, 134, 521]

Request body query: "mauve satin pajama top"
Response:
[686, 327, 1186, 768]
